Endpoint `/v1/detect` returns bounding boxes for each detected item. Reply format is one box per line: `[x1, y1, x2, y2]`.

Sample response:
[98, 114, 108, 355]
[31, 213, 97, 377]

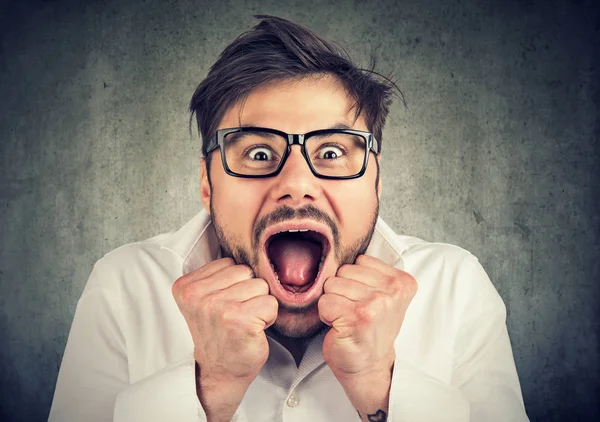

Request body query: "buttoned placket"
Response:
[281, 331, 327, 421]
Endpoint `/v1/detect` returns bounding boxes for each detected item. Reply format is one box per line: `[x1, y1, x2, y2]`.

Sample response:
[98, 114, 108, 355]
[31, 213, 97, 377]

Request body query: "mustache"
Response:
[252, 205, 340, 248]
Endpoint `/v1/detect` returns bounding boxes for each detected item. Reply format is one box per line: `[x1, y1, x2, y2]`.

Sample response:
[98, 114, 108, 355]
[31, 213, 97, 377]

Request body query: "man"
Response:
[49, 16, 529, 422]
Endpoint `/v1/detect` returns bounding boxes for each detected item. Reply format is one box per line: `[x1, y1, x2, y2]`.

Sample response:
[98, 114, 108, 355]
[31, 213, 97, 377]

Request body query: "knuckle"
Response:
[204, 292, 222, 313]
[222, 257, 235, 266]
[317, 297, 331, 320]
[403, 275, 418, 298]
[172, 274, 192, 297]
[320, 292, 334, 304]
[355, 254, 367, 265]
[221, 305, 241, 325]
[317, 294, 330, 312]
[323, 277, 337, 293]
[255, 278, 270, 295]
[337, 264, 350, 275]
[235, 264, 254, 280]
[388, 271, 414, 292]
[171, 276, 183, 296]
[266, 294, 279, 310]
[372, 290, 387, 304]
[268, 292, 278, 304]
[384, 274, 397, 288]
[178, 283, 198, 307]
[357, 303, 376, 324]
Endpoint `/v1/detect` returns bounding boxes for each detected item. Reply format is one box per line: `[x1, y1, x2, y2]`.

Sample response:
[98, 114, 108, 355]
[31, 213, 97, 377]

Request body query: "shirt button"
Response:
[286, 394, 299, 407]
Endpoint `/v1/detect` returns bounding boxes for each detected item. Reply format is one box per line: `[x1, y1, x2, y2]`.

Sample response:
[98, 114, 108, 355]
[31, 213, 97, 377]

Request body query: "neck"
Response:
[267, 329, 312, 367]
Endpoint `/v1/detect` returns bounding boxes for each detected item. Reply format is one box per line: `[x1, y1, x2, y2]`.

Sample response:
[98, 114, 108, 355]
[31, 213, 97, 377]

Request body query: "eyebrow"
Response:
[237, 122, 355, 132]
[328, 122, 354, 130]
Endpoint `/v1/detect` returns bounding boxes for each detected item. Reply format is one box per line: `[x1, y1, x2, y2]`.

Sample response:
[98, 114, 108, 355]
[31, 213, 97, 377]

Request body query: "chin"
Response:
[271, 305, 327, 339]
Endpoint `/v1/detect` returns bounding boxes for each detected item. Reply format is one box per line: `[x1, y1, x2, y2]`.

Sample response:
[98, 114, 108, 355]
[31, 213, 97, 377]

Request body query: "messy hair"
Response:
[190, 15, 401, 170]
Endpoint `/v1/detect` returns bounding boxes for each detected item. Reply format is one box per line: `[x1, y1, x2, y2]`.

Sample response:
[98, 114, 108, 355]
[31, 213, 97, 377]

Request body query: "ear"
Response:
[376, 154, 382, 200]
[200, 158, 211, 214]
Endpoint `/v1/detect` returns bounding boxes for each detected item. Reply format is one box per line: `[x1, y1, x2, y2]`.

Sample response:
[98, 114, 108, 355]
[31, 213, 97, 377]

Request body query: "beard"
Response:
[210, 200, 379, 340]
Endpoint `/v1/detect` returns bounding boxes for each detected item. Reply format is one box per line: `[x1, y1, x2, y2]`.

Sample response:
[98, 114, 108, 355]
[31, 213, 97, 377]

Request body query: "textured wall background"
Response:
[1, 0, 598, 420]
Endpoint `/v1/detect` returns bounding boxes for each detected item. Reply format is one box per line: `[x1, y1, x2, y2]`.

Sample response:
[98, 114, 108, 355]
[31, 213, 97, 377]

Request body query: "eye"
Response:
[317, 145, 344, 160]
[247, 147, 274, 161]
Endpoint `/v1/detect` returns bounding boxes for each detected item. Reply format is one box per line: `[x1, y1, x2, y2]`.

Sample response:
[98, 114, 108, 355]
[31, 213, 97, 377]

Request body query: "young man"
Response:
[49, 16, 529, 422]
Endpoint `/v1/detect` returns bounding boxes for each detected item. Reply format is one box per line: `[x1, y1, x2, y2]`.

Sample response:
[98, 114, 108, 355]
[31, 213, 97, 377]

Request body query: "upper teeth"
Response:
[284, 229, 309, 233]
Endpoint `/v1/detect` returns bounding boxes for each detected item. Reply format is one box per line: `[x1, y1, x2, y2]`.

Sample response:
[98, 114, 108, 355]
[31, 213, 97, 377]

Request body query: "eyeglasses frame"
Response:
[205, 127, 380, 180]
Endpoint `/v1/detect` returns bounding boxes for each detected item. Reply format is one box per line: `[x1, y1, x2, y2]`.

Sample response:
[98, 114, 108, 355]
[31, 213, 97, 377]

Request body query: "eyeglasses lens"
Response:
[224, 130, 367, 177]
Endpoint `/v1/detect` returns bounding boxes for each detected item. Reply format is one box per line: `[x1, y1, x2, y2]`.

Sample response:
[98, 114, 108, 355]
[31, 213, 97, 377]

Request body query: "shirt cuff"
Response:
[389, 360, 470, 422]
[114, 359, 205, 422]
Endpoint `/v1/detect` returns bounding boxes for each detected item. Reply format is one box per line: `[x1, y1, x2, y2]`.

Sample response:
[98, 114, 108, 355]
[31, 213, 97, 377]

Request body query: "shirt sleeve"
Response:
[113, 359, 205, 422]
[387, 254, 529, 422]
[388, 360, 470, 421]
[47, 263, 210, 422]
[113, 359, 252, 422]
[449, 255, 529, 422]
[48, 264, 129, 422]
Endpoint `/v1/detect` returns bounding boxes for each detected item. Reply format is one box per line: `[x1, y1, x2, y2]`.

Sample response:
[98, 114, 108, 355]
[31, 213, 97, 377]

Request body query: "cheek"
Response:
[325, 179, 378, 239]
[211, 179, 266, 242]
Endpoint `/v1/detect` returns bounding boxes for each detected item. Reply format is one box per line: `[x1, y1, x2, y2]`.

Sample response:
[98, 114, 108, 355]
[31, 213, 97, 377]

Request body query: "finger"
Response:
[335, 264, 386, 289]
[354, 254, 398, 276]
[173, 258, 235, 295]
[240, 294, 279, 329]
[178, 257, 237, 288]
[323, 276, 373, 301]
[352, 255, 416, 292]
[173, 263, 255, 307]
[202, 264, 255, 291]
[318, 293, 354, 327]
[216, 278, 270, 302]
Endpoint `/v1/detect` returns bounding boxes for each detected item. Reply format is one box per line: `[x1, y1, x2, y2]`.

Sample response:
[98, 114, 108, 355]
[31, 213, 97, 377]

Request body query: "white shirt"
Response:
[49, 210, 529, 422]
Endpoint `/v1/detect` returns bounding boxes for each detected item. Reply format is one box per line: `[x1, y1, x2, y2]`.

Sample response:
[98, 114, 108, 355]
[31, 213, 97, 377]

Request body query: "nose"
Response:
[269, 145, 320, 205]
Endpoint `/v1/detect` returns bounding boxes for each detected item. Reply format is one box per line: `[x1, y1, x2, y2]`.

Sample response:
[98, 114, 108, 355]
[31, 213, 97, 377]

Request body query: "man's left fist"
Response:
[318, 254, 418, 378]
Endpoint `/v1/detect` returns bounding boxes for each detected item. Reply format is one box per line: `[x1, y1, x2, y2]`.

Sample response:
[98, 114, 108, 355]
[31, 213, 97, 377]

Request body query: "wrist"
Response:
[332, 350, 395, 386]
[334, 362, 393, 392]
[333, 361, 394, 422]
[195, 361, 253, 422]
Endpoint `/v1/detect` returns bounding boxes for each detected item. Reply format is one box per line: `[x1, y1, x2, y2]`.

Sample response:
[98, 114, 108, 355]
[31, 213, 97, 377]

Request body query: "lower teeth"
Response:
[281, 282, 313, 294]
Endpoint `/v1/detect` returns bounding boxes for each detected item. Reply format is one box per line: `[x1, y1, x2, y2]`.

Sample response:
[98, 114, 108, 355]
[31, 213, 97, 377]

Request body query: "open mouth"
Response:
[265, 229, 330, 295]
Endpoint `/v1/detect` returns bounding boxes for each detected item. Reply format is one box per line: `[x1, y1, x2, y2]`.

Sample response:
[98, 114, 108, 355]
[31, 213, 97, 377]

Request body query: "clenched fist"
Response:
[172, 258, 278, 422]
[319, 254, 417, 376]
[318, 255, 417, 420]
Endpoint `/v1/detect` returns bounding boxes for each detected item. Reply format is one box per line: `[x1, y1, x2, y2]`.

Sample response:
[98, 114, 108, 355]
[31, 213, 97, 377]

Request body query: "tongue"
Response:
[268, 233, 322, 287]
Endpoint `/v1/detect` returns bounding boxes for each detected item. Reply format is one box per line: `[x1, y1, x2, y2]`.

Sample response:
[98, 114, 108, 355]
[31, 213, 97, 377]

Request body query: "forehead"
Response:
[218, 74, 367, 133]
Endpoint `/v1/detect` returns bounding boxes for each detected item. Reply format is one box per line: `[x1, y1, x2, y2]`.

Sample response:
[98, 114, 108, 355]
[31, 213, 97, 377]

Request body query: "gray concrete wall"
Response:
[1, 0, 598, 420]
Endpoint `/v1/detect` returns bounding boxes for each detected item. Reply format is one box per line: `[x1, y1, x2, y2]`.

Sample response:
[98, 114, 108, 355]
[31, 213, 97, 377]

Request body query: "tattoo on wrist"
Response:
[357, 409, 387, 421]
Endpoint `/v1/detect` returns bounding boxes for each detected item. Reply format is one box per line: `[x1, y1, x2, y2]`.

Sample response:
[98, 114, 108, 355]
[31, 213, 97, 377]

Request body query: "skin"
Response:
[172, 74, 417, 422]
[205, 74, 381, 339]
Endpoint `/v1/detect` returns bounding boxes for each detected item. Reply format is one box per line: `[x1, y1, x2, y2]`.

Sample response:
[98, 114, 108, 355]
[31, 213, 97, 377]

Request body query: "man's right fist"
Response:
[172, 257, 278, 412]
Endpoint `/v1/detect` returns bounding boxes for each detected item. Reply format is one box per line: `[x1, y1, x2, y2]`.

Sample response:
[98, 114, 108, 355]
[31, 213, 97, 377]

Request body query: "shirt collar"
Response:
[161, 209, 408, 276]
[161, 209, 408, 377]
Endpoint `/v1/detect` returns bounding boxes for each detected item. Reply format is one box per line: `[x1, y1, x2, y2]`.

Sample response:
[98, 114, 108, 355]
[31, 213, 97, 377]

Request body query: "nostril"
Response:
[277, 193, 315, 202]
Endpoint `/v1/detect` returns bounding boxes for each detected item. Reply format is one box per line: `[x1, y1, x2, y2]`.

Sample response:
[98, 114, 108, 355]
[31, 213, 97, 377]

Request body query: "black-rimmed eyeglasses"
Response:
[205, 127, 379, 179]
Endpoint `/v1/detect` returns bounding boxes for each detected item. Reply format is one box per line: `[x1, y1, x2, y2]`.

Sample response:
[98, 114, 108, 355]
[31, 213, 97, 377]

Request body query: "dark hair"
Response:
[190, 15, 401, 169]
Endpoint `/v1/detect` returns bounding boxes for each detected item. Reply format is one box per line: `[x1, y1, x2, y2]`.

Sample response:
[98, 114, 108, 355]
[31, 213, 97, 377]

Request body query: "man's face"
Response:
[201, 75, 381, 339]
